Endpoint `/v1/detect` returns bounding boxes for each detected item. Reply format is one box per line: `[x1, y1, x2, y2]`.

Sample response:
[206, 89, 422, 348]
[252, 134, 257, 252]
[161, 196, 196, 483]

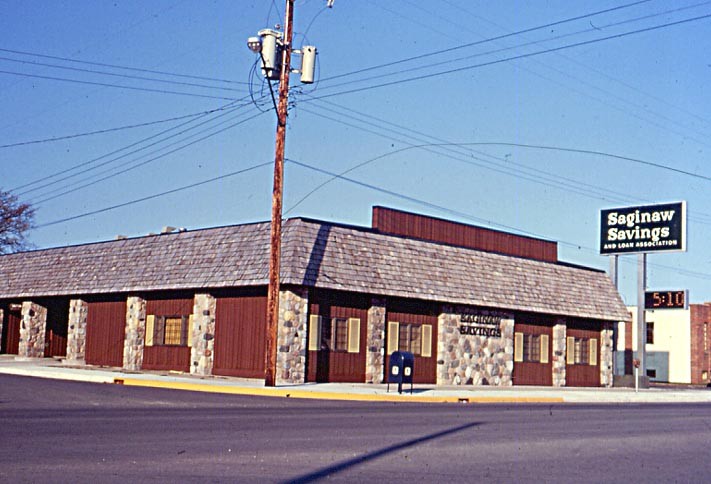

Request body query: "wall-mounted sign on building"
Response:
[458, 311, 506, 337]
[600, 201, 686, 255]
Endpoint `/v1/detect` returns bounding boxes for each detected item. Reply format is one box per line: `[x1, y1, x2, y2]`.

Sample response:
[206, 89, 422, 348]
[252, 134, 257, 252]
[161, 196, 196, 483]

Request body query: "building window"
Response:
[316, 317, 360, 354]
[566, 337, 598, 366]
[387, 321, 433, 357]
[647, 369, 657, 379]
[646, 322, 654, 345]
[514, 333, 549, 364]
[146, 315, 190, 347]
[523, 334, 541, 362]
[399, 323, 422, 355]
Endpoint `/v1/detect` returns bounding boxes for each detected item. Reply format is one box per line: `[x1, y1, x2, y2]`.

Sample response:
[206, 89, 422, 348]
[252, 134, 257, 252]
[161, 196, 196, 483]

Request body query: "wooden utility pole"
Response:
[264, 0, 294, 387]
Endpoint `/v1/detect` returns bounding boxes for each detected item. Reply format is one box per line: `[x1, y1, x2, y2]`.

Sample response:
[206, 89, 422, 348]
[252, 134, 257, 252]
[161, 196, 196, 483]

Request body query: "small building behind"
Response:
[620, 304, 711, 384]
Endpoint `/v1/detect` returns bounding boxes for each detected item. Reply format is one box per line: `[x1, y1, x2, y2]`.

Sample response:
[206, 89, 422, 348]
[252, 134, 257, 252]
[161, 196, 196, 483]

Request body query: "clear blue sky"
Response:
[1, 1, 710, 306]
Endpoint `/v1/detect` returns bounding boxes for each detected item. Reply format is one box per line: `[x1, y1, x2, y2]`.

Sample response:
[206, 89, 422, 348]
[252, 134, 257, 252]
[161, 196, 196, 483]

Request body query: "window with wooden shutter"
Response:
[387, 322, 399, 355]
[145, 315, 155, 347]
[347, 318, 360, 353]
[308, 315, 321, 351]
[540, 334, 549, 364]
[421, 324, 432, 357]
[566, 336, 575, 365]
[589, 338, 598, 366]
[514, 332, 524, 362]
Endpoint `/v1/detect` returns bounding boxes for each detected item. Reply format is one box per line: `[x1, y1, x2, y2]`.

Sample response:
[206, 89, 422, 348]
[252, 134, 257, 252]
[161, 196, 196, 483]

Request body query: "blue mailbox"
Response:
[387, 351, 415, 394]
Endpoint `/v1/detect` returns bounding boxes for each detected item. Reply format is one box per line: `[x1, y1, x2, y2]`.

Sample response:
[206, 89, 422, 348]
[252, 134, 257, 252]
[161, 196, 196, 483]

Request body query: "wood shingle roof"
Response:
[0, 218, 629, 321]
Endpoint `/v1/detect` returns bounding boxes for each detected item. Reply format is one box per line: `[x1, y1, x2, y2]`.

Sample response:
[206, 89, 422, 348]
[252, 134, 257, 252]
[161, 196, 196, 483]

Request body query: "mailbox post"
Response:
[387, 351, 415, 394]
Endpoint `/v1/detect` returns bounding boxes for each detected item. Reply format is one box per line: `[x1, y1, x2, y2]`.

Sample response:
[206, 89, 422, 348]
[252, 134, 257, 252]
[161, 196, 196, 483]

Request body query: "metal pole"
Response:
[264, 0, 294, 387]
[636, 253, 647, 385]
[609, 255, 620, 376]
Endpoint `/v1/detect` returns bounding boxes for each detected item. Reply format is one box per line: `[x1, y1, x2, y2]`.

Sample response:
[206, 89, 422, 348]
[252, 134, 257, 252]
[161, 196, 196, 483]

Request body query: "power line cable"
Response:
[32, 109, 268, 205]
[23, 100, 265, 200]
[319, 0, 652, 83]
[0, 46, 247, 85]
[287, 158, 711, 281]
[293, 97, 711, 224]
[11, 96, 257, 193]
[0, 55, 247, 93]
[34, 161, 273, 229]
[0, 105, 238, 149]
[310, 12, 711, 100]
[0, 69, 237, 101]
[315, 2, 706, 95]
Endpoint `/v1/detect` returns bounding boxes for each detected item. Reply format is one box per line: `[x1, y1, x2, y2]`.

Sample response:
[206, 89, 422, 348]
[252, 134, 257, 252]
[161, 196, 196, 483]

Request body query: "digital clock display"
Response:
[644, 290, 687, 310]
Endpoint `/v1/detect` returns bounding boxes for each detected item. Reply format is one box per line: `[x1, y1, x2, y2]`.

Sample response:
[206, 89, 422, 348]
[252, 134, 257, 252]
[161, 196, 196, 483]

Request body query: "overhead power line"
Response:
[311, 12, 711, 100]
[32, 109, 268, 205]
[0, 69, 237, 101]
[0, 105, 237, 149]
[316, 2, 707, 94]
[0, 46, 247, 85]
[293, 97, 711, 225]
[319, 0, 652, 83]
[34, 161, 272, 229]
[11, 96, 259, 194]
[286, 158, 711, 282]
[0, 56, 246, 93]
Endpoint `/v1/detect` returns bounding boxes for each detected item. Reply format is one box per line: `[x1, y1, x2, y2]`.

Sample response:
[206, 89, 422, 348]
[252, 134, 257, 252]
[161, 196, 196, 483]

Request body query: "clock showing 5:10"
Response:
[644, 290, 688, 310]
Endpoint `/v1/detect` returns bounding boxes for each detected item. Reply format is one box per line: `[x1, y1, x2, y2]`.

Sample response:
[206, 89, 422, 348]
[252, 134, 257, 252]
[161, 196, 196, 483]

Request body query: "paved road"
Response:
[2, 374, 710, 483]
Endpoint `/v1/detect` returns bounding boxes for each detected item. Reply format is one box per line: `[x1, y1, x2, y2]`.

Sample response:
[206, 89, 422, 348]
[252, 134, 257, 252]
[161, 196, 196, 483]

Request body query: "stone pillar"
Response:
[552, 321, 567, 387]
[18, 301, 47, 358]
[437, 306, 514, 386]
[600, 322, 614, 388]
[365, 298, 386, 384]
[190, 293, 216, 376]
[66, 299, 89, 363]
[123, 296, 146, 371]
[277, 288, 308, 385]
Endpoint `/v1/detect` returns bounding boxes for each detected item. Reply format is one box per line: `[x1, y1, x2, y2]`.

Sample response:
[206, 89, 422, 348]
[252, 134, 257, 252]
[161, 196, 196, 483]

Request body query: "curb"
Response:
[113, 378, 565, 404]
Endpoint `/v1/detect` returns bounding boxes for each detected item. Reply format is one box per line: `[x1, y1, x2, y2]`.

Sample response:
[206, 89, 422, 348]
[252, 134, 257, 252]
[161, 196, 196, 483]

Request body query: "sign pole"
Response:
[636, 252, 647, 386]
[608, 255, 620, 377]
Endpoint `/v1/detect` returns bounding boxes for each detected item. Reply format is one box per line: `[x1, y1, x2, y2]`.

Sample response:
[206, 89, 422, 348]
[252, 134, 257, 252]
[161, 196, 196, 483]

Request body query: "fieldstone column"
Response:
[66, 299, 89, 363]
[365, 298, 386, 384]
[600, 322, 614, 387]
[190, 293, 216, 376]
[277, 288, 308, 385]
[123, 296, 146, 371]
[552, 320, 567, 387]
[18, 301, 47, 358]
[437, 306, 513, 386]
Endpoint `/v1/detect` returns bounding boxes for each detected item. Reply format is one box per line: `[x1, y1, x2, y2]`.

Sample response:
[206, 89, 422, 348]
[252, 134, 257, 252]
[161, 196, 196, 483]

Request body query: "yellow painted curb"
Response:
[113, 378, 564, 404]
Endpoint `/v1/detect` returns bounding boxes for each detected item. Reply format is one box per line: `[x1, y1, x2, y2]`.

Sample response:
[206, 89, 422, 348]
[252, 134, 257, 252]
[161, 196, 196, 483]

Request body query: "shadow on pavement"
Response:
[284, 421, 481, 483]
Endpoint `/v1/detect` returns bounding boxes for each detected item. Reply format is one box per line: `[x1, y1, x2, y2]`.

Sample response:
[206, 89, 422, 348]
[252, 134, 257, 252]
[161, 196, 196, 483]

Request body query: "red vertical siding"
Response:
[143, 295, 193, 372]
[213, 293, 267, 378]
[566, 320, 602, 387]
[307, 290, 369, 383]
[386, 310, 438, 384]
[2, 305, 21, 354]
[85, 300, 126, 367]
[43, 298, 69, 358]
[513, 321, 553, 386]
[372, 206, 558, 262]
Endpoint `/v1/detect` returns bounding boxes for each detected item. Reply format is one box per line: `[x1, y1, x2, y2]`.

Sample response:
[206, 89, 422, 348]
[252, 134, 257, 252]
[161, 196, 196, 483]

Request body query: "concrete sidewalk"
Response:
[2, 355, 710, 404]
